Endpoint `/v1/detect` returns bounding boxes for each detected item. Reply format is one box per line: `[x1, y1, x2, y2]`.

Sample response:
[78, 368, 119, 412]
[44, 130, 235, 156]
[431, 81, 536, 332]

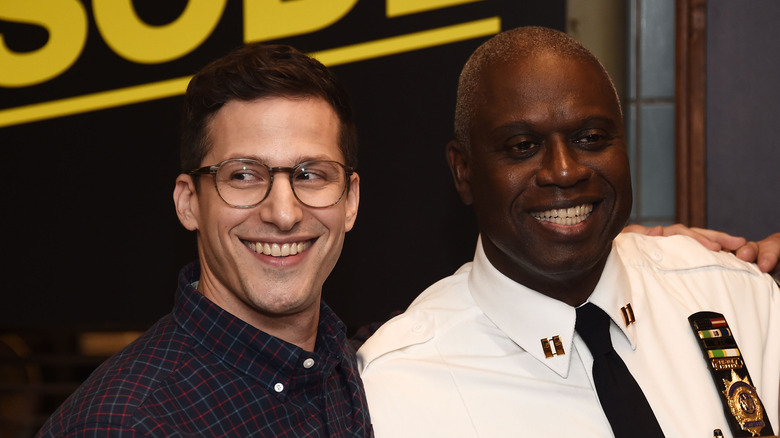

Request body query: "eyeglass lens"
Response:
[215, 160, 348, 208]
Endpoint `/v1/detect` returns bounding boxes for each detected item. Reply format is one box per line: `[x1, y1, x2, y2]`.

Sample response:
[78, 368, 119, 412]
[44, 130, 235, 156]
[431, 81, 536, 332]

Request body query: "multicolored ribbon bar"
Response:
[707, 348, 741, 358]
[698, 328, 732, 339]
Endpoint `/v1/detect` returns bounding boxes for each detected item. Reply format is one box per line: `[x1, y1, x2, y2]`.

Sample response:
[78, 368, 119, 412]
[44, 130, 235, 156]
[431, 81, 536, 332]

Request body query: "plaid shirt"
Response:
[37, 262, 373, 437]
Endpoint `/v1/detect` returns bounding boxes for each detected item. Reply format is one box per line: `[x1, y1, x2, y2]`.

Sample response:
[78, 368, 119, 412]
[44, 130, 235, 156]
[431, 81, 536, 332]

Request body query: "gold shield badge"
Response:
[722, 370, 767, 437]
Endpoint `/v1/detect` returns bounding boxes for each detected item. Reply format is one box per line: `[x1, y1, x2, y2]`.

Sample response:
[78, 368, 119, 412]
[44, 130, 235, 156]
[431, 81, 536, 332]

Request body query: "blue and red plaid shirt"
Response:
[37, 262, 373, 437]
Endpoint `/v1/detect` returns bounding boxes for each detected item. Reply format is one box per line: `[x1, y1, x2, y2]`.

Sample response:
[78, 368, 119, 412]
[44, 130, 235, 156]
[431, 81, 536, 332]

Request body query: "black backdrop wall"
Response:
[0, 1, 565, 333]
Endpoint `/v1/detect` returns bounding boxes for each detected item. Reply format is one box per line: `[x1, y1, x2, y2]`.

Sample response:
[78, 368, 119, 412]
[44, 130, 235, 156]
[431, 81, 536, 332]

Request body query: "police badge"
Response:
[722, 370, 766, 436]
[689, 311, 775, 437]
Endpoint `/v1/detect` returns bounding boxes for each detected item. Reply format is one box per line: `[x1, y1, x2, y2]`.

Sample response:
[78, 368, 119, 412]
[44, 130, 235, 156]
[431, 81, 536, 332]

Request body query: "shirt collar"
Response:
[173, 262, 347, 398]
[468, 237, 635, 378]
[588, 240, 637, 349]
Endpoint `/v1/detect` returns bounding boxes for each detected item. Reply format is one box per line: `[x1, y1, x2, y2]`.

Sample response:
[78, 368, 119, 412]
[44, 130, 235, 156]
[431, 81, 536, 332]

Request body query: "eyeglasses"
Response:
[188, 158, 354, 209]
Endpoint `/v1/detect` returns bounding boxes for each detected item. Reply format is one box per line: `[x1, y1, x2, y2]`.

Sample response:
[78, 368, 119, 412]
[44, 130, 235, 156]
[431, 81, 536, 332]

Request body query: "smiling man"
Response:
[358, 27, 780, 437]
[38, 44, 372, 437]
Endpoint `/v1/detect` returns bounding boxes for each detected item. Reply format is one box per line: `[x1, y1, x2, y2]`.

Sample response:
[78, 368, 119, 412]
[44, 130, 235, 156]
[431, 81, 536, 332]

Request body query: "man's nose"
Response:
[535, 136, 591, 187]
[256, 175, 304, 231]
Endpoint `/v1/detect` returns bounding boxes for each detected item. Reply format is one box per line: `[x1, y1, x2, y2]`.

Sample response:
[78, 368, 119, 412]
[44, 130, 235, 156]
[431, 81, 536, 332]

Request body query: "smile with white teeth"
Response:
[532, 204, 594, 226]
[243, 240, 312, 257]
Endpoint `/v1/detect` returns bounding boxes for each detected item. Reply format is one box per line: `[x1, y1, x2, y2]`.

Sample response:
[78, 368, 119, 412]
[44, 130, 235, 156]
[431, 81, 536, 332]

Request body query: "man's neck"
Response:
[252, 311, 320, 352]
[196, 276, 322, 352]
[487, 254, 610, 307]
[532, 273, 602, 307]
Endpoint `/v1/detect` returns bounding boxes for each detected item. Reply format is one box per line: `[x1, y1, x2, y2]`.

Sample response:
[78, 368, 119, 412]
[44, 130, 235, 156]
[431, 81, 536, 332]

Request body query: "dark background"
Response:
[0, 1, 566, 333]
[705, 0, 780, 242]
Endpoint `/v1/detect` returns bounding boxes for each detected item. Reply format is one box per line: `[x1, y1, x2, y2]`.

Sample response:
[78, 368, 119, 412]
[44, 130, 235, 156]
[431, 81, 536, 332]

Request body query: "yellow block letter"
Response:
[0, 0, 88, 87]
[244, 0, 358, 42]
[387, 0, 484, 18]
[93, 0, 227, 64]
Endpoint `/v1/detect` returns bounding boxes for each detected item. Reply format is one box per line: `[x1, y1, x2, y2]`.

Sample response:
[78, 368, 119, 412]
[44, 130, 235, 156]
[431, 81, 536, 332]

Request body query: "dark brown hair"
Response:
[180, 43, 357, 173]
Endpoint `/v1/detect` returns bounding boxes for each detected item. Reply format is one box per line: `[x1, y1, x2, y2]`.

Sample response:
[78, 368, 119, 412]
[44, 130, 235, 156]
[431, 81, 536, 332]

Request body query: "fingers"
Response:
[734, 233, 780, 275]
[756, 233, 780, 274]
[687, 227, 747, 252]
[659, 224, 728, 251]
[735, 241, 759, 264]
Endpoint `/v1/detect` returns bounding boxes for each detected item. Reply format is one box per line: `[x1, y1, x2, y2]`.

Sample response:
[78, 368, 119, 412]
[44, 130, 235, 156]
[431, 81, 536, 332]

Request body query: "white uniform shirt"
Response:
[358, 234, 780, 437]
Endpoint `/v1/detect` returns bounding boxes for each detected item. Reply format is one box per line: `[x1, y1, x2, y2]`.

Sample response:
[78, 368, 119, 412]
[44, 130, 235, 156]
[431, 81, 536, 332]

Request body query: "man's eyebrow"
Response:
[491, 120, 536, 135]
[488, 114, 622, 139]
[222, 154, 335, 164]
[578, 115, 620, 128]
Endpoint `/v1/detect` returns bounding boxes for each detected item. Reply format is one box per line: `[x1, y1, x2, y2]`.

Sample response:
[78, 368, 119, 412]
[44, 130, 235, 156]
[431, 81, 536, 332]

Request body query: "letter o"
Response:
[93, 0, 227, 64]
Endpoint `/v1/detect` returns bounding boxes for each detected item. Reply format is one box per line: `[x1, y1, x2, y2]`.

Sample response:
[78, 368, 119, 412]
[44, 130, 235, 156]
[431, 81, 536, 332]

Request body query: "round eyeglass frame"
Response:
[187, 158, 354, 209]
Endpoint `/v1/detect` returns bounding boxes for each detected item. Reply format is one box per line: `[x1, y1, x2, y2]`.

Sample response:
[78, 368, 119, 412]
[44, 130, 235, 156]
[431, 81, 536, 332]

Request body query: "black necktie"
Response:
[575, 303, 665, 437]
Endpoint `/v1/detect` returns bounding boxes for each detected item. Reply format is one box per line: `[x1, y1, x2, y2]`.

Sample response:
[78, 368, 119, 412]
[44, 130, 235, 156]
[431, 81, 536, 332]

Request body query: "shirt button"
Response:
[274, 383, 284, 393]
[303, 358, 315, 369]
[412, 323, 425, 333]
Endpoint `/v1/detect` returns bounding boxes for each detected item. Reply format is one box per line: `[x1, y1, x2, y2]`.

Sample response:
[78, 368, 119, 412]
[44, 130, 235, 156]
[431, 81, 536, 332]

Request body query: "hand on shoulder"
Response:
[622, 225, 779, 279]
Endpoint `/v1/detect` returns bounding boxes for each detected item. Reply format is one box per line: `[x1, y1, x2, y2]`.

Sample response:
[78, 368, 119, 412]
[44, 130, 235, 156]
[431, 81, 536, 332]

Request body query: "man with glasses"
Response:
[38, 43, 371, 437]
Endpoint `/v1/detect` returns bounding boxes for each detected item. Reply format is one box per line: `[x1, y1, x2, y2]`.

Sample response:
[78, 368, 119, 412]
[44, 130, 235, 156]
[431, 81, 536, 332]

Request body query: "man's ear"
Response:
[446, 140, 474, 205]
[173, 174, 200, 231]
[343, 172, 360, 232]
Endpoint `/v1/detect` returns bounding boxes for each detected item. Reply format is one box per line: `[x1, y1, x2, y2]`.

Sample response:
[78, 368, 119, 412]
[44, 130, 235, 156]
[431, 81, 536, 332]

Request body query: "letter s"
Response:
[0, 0, 88, 88]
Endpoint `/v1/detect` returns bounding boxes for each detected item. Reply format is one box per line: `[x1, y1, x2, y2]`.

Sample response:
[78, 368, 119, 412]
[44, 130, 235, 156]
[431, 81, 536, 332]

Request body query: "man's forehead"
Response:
[481, 51, 596, 85]
[467, 59, 622, 138]
[479, 53, 616, 106]
[202, 96, 343, 162]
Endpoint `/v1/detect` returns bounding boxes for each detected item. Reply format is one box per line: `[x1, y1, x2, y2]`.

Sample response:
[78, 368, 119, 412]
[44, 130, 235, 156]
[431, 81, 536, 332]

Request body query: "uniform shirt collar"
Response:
[173, 262, 347, 399]
[468, 237, 636, 378]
